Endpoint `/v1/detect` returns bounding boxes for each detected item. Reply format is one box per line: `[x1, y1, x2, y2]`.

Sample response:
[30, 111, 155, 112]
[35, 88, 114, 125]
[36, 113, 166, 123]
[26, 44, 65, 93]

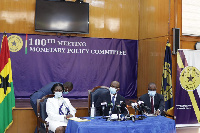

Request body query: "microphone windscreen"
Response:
[131, 102, 138, 107]
[138, 101, 144, 105]
[101, 102, 107, 106]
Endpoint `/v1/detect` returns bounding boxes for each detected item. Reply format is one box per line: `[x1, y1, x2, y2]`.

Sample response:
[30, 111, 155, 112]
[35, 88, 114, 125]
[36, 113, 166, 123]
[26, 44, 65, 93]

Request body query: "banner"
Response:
[175, 49, 200, 124]
[0, 35, 15, 133]
[161, 42, 173, 112]
[0, 33, 138, 98]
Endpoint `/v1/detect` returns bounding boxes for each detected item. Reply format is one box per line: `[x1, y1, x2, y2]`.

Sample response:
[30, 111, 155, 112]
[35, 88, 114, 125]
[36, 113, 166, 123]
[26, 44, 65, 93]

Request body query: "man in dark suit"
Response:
[95, 81, 128, 116]
[139, 82, 164, 115]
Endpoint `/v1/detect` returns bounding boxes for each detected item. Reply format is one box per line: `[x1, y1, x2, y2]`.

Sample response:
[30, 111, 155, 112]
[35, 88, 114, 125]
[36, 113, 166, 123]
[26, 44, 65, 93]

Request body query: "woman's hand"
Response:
[66, 114, 73, 118]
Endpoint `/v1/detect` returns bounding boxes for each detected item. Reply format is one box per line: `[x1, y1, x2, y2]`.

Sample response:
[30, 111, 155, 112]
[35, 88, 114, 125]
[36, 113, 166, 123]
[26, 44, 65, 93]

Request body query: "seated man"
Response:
[95, 81, 128, 116]
[139, 82, 164, 115]
[30, 81, 73, 116]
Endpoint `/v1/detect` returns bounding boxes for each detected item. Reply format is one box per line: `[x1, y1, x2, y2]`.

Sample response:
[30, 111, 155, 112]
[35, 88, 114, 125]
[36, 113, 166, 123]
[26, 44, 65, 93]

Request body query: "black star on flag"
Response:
[0, 74, 11, 94]
[187, 74, 194, 82]
[12, 41, 16, 46]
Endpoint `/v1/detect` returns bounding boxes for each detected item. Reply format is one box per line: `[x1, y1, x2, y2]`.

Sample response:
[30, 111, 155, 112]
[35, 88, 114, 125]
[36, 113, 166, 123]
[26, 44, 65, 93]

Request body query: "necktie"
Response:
[112, 96, 115, 110]
[151, 96, 154, 113]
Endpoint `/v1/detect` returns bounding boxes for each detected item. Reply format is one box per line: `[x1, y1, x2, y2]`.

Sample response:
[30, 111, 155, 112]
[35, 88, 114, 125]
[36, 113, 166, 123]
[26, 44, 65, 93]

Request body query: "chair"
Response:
[88, 86, 109, 115]
[37, 94, 54, 133]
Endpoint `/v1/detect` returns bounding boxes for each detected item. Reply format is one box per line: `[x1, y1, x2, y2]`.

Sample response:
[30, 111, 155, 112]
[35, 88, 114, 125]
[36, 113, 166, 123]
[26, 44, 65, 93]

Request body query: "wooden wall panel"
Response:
[138, 0, 170, 97]
[0, 0, 139, 40]
[6, 109, 37, 133]
[137, 37, 167, 97]
[139, 0, 169, 39]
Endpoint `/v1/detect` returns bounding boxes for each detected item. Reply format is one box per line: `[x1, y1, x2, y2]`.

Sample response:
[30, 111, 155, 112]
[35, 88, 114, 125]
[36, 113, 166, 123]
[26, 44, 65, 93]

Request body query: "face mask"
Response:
[148, 90, 156, 97]
[63, 91, 69, 95]
[109, 87, 117, 94]
[55, 92, 62, 98]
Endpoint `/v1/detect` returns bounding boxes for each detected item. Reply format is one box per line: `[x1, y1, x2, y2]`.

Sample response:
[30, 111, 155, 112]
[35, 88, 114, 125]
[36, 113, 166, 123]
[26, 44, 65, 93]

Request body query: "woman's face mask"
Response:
[109, 87, 117, 94]
[54, 92, 63, 98]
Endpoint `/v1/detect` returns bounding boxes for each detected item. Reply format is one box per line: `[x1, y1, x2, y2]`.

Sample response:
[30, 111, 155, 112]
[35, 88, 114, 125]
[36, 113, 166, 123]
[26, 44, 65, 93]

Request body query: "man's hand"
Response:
[155, 110, 160, 116]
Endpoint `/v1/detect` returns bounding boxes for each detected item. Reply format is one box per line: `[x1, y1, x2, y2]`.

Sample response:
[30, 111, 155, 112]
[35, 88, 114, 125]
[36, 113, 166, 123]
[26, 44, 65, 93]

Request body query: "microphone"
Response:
[115, 102, 121, 113]
[144, 105, 151, 111]
[120, 101, 129, 116]
[137, 100, 144, 105]
[130, 101, 139, 110]
[137, 100, 151, 113]
[101, 102, 107, 112]
[107, 103, 113, 108]
[107, 103, 113, 116]
[115, 102, 121, 120]
[101, 102, 107, 106]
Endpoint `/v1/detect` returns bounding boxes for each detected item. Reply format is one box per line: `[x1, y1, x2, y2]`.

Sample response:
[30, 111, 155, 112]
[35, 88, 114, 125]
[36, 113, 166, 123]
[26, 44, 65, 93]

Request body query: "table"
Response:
[66, 116, 176, 133]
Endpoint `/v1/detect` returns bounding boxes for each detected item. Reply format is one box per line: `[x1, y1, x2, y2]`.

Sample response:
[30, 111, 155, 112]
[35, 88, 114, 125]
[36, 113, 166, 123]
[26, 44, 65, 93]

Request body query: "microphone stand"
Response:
[102, 105, 105, 119]
[138, 104, 146, 120]
[116, 105, 121, 121]
[107, 104, 113, 121]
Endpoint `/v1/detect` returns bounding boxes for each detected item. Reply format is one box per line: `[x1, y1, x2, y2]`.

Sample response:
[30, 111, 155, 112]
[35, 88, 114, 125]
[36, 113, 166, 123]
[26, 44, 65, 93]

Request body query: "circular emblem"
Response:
[180, 66, 200, 91]
[7, 35, 23, 52]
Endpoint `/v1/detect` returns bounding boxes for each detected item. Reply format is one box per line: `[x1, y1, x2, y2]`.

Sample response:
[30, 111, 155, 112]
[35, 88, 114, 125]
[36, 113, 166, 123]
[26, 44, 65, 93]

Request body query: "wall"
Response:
[137, 0, 169, 96]
[138, 0, 200, 116]
[0, 0, 139, 40]
[2, 0, 199, 129]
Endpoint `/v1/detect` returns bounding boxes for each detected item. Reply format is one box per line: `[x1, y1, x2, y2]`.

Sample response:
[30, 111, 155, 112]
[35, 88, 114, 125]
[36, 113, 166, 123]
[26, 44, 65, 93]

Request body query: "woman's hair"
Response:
[51, 83, 64, 93]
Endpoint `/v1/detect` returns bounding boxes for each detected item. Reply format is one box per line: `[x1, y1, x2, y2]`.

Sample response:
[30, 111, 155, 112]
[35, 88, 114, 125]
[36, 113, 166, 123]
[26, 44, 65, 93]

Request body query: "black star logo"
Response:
[0, 75, 11, 94]
[187, 74, 194, 82]
[12, 41, 16, 46]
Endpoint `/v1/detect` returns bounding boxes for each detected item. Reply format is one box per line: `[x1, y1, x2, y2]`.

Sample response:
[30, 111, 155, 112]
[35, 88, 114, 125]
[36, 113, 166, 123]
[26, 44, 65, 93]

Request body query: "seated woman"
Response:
[46, 83, 76, 133]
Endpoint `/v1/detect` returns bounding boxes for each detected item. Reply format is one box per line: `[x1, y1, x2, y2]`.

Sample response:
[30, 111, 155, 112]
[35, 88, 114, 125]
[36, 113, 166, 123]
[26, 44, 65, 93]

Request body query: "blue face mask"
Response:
[148, 90, 156, 97]
[109, 87, 117, 94]
[63, 91, 69, 95]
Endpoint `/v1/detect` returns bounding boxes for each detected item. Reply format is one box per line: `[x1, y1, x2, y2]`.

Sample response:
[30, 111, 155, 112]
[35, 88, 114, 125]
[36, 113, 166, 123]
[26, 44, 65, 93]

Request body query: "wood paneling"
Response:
[0, 0, 139, 40]
[137, 37, 167, 97]
[6, 108, 37, 133]
[138, 0, 170, 97]
[139, 0, 169, 39]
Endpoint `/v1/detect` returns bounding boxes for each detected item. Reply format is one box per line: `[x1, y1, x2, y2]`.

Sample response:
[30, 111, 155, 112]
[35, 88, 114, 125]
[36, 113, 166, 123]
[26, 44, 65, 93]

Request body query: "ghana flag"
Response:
[0, 34, 15, 133]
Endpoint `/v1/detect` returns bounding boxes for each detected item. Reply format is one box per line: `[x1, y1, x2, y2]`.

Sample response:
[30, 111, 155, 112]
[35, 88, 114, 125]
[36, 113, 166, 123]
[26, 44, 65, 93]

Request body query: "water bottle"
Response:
[90, 102, 96, 118]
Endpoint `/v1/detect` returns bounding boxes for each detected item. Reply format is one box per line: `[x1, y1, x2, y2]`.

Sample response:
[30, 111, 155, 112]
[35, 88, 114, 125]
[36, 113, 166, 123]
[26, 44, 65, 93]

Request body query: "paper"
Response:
[68, 117, 90, 122]
[146, 114, 157, 117]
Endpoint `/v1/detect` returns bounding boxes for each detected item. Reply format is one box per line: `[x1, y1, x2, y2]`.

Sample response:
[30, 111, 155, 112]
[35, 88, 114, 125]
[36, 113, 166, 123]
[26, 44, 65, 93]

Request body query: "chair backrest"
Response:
[88, 86, 109, 114]
[37, 94, 54, 132]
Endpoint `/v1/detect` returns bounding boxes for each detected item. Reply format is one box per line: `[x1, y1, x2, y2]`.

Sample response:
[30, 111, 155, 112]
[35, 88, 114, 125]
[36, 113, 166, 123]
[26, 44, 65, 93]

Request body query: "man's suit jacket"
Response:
[30, 82, 60, 116]
[139, 93, 164, 114]
[95, 91, 128, 116]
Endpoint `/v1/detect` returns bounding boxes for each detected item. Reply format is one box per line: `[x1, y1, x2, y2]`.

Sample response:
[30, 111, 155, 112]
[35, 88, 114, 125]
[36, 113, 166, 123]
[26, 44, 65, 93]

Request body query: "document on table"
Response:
[68, 117, 90, 122]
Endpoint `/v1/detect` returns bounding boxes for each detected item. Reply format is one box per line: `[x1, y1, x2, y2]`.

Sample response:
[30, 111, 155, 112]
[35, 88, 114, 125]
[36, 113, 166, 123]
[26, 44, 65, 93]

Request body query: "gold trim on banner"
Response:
[178, 51, 200, 123]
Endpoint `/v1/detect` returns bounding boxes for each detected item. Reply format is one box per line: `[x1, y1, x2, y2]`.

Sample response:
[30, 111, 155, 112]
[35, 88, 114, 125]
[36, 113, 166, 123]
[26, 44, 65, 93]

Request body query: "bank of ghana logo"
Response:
[179, 66, 200, 122]
[8, 35, 23, 52]
[180, 66, 200, 91]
